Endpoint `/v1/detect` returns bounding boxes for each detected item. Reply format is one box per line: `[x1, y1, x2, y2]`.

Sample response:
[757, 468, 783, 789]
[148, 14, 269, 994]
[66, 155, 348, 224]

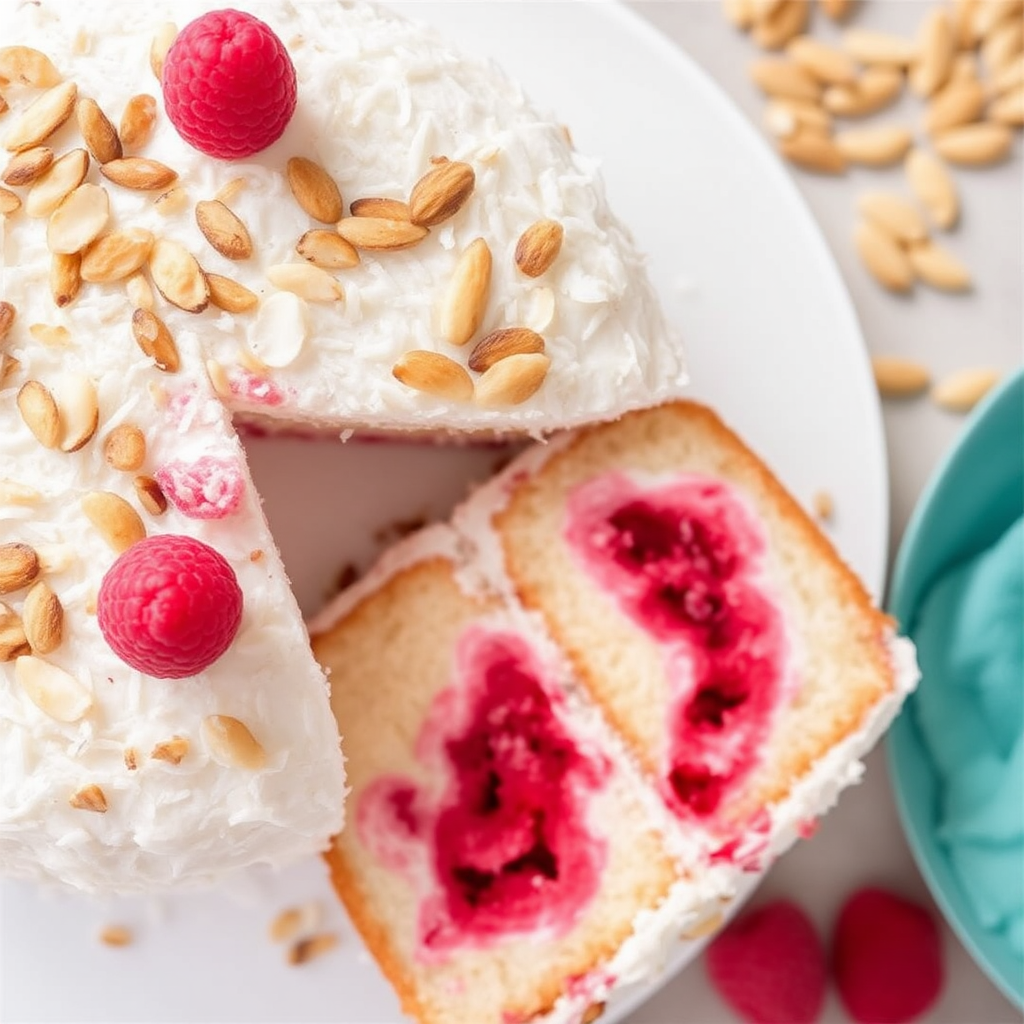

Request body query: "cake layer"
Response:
[312, 529, 686, 1024]
[0, 321, 345, 892]
[4, 0, 685, 437]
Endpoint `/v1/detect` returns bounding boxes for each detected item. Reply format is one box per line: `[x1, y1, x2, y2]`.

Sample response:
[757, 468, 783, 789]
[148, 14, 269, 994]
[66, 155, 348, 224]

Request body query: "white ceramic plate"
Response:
[0, 3, 888, 1021]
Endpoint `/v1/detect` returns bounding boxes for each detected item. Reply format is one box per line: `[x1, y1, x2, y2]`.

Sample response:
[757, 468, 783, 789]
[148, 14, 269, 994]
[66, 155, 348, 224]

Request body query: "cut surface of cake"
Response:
[4, 0, 685, 439]
[311, 528, 697, 1024]
[311, 400, 918, 1023]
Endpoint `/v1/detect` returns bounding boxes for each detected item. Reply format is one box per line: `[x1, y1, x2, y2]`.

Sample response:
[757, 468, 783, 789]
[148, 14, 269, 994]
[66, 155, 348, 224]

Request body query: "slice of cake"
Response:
[468, 401, 917, 858]
[310, 528, 715, 1024]
[311, 400, 917, 1022]
[4, 0, 685, 439]
[0, 311, 345, 893]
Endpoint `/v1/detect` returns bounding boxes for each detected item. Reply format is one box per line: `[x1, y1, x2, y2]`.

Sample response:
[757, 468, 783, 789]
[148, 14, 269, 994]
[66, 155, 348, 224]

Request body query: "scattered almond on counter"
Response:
[931, 366, 1001, 410]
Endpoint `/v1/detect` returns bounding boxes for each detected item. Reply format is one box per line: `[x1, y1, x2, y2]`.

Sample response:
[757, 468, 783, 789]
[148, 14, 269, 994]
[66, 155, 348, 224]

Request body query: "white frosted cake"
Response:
[3, 0, 685, 439]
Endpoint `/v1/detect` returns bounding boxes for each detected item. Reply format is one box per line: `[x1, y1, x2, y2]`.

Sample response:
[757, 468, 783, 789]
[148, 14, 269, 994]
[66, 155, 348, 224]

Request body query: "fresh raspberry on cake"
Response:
[97, 534, 243, 679]
[707, 900, 827, 1024]
[833, 887, 944, 1023]
[162, 9, 296, 159]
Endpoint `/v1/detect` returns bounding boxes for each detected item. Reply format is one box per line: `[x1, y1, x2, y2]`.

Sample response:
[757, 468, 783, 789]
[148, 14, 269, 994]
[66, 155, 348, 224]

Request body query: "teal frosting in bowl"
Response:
[888, 368, 1024, 1008]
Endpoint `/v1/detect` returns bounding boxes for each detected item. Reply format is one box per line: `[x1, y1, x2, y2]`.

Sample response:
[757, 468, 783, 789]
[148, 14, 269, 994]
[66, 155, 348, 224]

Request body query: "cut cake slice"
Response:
[310, 528, 706, 1024]
[311, 401, 918, 1023]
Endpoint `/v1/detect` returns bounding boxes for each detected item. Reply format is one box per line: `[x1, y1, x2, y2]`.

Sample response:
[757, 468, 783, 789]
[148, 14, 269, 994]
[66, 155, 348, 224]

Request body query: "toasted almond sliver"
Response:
[0, 301, 14, 342]
[287, 933, 339, 966]
[153, 185, 188, 216]
[764, 97, 832, 137]
[787, 35, 857, 84]
[722, 0, 756, 30]
[76, 97, 122, 165]
[349, 196, 411, 221]
[990, 54, 1024, 97]
[2, 146, 54, 187]
[819, 0, 855, 21]
[911, 9, 955, 98]
[749, 58, 822, 101]
[908, 240, 972, 291]
[932, 367, 1000, 412]
[131, 308, 181, 372]
[70, 784, 107, 813]
[101, 157, 177, 192]
[99, 926, 133, 948]
[835, 125, 913, 166]
[286, 156, 344, 223]
[29, 323, 71, 348]
[393, 350, 474, 401]
[854, 220, 914, 292]
[134, 475, 167, 516]
[872, 355, 931, 397]
[296, 228, 359, 270]
[952, 0, 980, 49]
[17, 380, 60, 449]
[933, 122, 1013, 165]
[46, 182, 110, 255]
[336, 216, 428, 251]
[195, 199, 252, 260]
[250, 291, 308, 368]
[989, 85, 1024, 125]
[778, 128, 847, 173]
[441, 238, 492, 346]
[148, 238, 210, 313]
[842, 29, 917, 67]
[0, 46, 62, 87]
[924, 78, 986, 136]
[4, 81, 77, 153]
[81, 228, 154, 283]
[104, 423, 147, 471]
[0, 480, 41, 506]
[125, 272, 155, 312]
[25, 148, 89, 218]
[468, 327, 545, 373]
[681, 910, 726, 942]
[56, 372, 100, 452]
[266, 263, 343, 303]
[81, 491, 146, 553]
[752, 0, 809, 50]
[207, 273, 259, 314]
[150, 23, 178, 81]
[0, 543, 40, 596]
[0, 187, 20, 214]
[119, 94, 158, 150]
[409, 160, 475, 227]
[857, 192, 928, 244]
[981, 17, 1024, 76]
[905, 148, 959, 230]
[16, 654, 92, 721]
[22, 581, 63, 655]
[203, 715, 267, 770]
[823, 66, 904, 117]
[474, 352, 551, 408]
[50, 252, 82, 309]
[515, 220, 564, 279]
[0, 602, 30, 663]
[151, 735, 189, 765]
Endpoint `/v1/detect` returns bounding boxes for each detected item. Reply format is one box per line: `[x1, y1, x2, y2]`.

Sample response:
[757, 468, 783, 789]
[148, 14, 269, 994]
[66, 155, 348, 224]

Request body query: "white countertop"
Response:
[625, 3, 1022, 1022]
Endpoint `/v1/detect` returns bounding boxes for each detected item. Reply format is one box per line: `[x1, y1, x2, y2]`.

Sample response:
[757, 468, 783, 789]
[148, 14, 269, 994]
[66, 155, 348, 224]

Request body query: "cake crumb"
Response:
[98, 924, 133, 947]
[812, 490, 834, 522]
[287, 931, 338, 966]
[581, 1004, 605, 1024]
[124, 747, 139, 771]
[249, 548, 264, 562]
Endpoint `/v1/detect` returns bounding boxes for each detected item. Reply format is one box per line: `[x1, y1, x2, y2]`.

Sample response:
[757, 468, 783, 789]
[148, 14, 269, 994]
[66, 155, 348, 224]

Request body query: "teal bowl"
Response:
[887, 367, 1024, 1009]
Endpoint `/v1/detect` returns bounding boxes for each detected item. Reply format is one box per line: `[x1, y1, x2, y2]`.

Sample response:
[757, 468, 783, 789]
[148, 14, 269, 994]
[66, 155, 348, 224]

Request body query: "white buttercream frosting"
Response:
[4, 0, 686, 438]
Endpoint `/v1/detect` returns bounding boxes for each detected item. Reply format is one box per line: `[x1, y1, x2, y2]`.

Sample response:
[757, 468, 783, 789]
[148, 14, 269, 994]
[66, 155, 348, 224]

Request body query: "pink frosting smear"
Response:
[357, 628, 610, 961]
[565, 471, 792, 830]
